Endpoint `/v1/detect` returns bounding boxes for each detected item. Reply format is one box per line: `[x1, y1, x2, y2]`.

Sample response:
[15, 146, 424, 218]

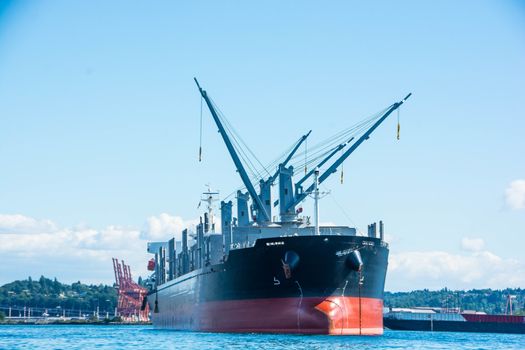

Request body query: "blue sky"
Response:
[0, 1, 524, 290]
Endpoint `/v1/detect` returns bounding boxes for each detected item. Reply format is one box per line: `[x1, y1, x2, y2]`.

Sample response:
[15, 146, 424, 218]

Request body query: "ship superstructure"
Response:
[145, 80, 411, 335]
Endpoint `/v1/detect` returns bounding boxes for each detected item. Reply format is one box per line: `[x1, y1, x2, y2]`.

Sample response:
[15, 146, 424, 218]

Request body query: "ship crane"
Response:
[295, 137, 354, 193]
[275, 138, 354, 223]
[269, 130, 312, 185]
[194, 77, 411, 227]
[261, 130, 312, 216]
[194, 78, 271, 223]
[283, 93, 412, 219]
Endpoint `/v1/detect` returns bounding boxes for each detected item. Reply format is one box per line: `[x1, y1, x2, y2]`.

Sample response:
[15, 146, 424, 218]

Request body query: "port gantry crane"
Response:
[112, 258, 149, 321]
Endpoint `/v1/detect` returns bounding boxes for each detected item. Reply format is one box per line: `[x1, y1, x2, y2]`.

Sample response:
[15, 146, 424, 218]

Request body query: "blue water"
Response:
[0, 325, 523, 350]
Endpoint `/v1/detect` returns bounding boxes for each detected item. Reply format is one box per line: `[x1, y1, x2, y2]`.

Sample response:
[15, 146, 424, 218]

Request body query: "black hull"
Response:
[149, 234, 389, 334]
[384, 318, 525, 334]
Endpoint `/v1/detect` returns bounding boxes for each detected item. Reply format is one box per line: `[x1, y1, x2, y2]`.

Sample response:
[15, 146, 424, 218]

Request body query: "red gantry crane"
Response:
[112, 258, 149, 322]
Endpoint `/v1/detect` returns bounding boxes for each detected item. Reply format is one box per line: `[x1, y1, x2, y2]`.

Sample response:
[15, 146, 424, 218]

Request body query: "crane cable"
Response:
[287, 106, 390, 169]
[397, 107, 401, 140]
[340, 157, 344, 184]
[217, 104, 394, 198]
[288, 113, 380, 171]
[208, 97, 263, 180]
[199, 96, 203, 162]
[212, 97, 271, 179]
[224, 113, 379, 200]
[304, 138, 308, 175]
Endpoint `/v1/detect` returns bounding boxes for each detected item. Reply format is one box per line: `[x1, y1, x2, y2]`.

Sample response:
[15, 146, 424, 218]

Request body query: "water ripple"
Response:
[0, 325, 523, 350]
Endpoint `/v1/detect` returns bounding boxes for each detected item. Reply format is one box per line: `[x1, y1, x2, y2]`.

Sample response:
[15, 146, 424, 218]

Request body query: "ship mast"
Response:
[201, 185, 218, 232]
[313, 168, 320, 235]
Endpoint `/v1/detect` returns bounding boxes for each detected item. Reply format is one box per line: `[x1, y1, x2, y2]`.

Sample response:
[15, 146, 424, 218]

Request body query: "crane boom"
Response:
[194, 78, 270, 222]
[287, 93, 412, 211]
[295, 137, 354, 189]
[268, 130, 311, 183]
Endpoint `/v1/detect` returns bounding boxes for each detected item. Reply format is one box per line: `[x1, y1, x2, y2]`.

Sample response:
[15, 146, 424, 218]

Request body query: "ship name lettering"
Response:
[335, 248, 353, 257]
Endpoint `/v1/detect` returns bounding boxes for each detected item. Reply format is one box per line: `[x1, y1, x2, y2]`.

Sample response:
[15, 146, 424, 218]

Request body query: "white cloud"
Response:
[143, 213, 183, 240]
[387, 243, 525, 291]
[461, 237, 485, 252]
[505, 179, 525, 210]
[0, 214, 57, 234]
[141, 213, 198, 241]
[0, 213, 194, 285]
[3, 214, 525, 292]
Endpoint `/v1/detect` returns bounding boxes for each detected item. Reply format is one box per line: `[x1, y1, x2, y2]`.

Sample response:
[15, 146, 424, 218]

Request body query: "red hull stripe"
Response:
[152, 296, 383, 335]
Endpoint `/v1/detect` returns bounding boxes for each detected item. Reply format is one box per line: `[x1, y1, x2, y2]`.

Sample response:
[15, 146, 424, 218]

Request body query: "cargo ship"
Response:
[144, 79, 411, 335]
[384, 307, 525, 334]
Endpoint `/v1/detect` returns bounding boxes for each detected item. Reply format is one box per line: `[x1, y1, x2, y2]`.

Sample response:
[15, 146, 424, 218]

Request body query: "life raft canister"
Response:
[147, 259, 155, 271]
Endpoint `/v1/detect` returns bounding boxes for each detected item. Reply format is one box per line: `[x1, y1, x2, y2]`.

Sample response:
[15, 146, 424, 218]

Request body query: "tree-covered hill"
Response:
[1, 277, 524, 317]
[384, 288, 525, 315]
[0, 276, 117, 315]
